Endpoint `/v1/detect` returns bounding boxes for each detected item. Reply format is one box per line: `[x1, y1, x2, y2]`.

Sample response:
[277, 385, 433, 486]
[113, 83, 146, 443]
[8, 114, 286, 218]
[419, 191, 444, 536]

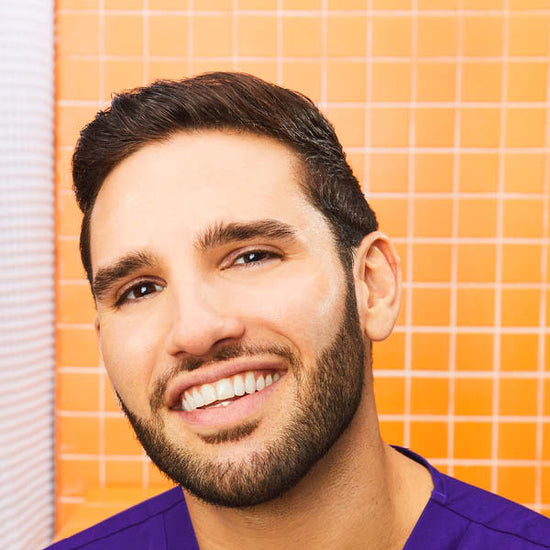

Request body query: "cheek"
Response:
[99, 313, 162, 411]
[226, 264, 345, 350]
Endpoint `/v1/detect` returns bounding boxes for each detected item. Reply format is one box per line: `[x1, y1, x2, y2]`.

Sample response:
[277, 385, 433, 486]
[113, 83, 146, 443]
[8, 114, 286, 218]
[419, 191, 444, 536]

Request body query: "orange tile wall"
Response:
[54, 0, 550, 527]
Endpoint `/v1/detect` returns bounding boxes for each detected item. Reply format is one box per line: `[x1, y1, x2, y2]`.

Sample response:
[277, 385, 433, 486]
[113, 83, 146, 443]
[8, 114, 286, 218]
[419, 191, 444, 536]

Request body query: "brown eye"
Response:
[117, 281, 163, 306]
[233, 250, 279, 266]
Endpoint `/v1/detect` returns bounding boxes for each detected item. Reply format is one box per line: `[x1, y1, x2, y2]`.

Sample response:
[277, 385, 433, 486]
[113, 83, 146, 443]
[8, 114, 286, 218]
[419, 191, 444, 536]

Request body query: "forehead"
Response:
[89, 130, 328, 270]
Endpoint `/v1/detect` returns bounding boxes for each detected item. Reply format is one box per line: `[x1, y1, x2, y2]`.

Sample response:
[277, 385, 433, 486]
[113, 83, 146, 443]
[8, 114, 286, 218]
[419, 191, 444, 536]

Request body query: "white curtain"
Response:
[0, 1, 55, 548]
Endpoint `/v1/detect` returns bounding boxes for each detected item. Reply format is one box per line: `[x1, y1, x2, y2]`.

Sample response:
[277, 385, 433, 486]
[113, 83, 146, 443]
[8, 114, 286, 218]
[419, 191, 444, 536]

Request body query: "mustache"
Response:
[149, 342, 298, 413]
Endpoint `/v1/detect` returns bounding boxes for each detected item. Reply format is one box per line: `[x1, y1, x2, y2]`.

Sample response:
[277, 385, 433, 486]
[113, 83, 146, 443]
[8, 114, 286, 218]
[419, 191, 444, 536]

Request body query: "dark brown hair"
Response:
[72, 72, 378, 284]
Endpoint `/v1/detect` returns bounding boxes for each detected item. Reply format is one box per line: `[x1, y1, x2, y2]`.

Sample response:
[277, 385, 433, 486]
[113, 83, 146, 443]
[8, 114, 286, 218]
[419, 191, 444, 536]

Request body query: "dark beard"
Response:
[117, 276, 366, 508]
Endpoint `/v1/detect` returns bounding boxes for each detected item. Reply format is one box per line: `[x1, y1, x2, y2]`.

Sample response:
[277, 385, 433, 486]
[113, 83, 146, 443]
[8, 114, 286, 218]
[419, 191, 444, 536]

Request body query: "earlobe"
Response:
[354, 232, 401, 341]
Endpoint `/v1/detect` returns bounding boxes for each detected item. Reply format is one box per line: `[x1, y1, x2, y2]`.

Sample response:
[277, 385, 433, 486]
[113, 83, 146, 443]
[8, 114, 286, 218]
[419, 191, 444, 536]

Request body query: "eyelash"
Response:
[114, 249, 282, 307]
[115, 280, 164, 308]
[229, 249, 281, 268]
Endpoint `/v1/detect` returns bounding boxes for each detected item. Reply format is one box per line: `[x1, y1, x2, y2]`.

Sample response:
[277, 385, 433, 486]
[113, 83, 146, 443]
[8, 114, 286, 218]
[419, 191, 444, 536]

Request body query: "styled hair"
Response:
[72, 72, 378, 284]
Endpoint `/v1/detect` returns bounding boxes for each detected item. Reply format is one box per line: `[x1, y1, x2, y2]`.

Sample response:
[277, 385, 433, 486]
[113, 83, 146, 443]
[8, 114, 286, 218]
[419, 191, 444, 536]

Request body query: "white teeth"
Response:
[245, 372, 256, 394]
[233, 375, 245, 396]
[182, 397, 192, 411]
[192, 388, 205, 408]
[180, 371, 283, 411]
[216, 378, 235, 401]
[200, 384, 217, 406]
[184, 391, 194, 410]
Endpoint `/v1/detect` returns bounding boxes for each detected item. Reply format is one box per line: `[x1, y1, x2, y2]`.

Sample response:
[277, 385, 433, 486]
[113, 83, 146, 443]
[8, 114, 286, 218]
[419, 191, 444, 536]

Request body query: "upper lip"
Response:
[166, 357, 288, 409]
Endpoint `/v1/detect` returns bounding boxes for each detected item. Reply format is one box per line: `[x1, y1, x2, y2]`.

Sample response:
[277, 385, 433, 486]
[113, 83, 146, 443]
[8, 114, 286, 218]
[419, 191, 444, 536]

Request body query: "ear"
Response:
[353, 231, 401, 341]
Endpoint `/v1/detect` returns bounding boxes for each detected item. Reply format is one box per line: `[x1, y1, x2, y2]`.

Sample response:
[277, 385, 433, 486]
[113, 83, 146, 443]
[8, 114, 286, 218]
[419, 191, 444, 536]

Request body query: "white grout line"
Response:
[363, 0, 373, 195]
[59, 52, 550, 63]
[57, 8, 550, 17]
[373, 369, 550, 379]
[57, 409, 550, 421]
[490, 1, 510, 495]
[319, 0, 328, 111]
[276, 0, 283, 84]
[232, 0, 238, 71]
[58, 366, 550, 378]
[403, 0, 418, 450]
[188, 0, 195, 74]
[142, 0, 150, 84]
[533, 31, 550, 514]
[446, 5, 463, 479]
[97, 0, 106, 491]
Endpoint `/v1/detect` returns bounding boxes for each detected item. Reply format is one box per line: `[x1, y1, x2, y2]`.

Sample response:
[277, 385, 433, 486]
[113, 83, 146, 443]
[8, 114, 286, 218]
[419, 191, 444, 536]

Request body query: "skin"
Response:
[90, 130, 433, 549]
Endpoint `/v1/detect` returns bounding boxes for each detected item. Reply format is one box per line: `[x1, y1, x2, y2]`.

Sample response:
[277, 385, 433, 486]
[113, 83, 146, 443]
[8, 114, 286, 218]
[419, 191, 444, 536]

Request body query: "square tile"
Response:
[149, 15, 187, 56]
[460, 108, 501, 148]
[457, 244, 496, 283]
[370, 108, 410, 147]
[411, 333, 450, 371]
[462, 62, 502, 102]
[282, 17, 323, 57]
[500, 333, 539, 371]
[193, 15, 233, 57]
[458, 198, 497, 237]
[504, 154, 546, 194]
[508, 62, 547, 102]
[413, 198, 453, 237]
[372, 62, 411, 102]
[368, 153, 409, 193]
[456, 288, 495, 326]
[455, 333, 493, 371]
[454, 378, 493, 415]
[509, 15, 549, 56]
[237, 15, 277, 56]
[412, 288, 451, 325]
[104, 14, 143, 56]
[416, 62, 456, 102]
[506, 109, 546, 148]
[417, 17, 458, 57]
[415, 154, 453, 193]
[459, 153, 499, 193]
[454, 422, 492, 458]
[502, 244, 542, 283]
[372, 16, 412, 56]
[412, 243, 451, 282]
[327, 61, 367, 102]
[463, 16, 504, 57]
[327, 16, 367, 57]
[501, 289, 541, 327]
[415, 108, 455, 147]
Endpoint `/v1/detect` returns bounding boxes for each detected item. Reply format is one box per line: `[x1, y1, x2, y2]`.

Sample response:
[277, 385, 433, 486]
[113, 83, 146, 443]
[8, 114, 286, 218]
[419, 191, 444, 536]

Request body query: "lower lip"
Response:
[172, 375, 284, 428]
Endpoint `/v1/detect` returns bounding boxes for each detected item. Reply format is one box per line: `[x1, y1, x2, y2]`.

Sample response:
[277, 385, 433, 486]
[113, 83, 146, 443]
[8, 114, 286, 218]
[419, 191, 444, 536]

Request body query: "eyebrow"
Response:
[92, 219, 298, 301]
[194, 219, 298, 252]
[92, 250, 159, 302]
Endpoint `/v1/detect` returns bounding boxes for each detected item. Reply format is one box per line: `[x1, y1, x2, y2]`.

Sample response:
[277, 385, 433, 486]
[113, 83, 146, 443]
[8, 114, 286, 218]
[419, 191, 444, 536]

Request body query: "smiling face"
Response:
[90, 131, 368, 507]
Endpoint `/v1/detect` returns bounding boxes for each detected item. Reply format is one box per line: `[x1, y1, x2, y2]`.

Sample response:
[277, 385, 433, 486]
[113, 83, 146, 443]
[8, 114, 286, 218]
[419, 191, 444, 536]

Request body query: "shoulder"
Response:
[45, 486, 198, 550]
[395, 447, 550, 549]
[436, 473, 550, 548]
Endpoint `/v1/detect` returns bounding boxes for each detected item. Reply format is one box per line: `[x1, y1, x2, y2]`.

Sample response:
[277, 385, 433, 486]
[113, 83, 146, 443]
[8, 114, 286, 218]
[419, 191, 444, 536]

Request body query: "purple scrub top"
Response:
[46, 447, 550, 549]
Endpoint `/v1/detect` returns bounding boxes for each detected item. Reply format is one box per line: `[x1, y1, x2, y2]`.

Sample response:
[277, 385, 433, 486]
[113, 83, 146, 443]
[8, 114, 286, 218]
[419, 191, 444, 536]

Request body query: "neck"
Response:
[184, 392, 433, 550]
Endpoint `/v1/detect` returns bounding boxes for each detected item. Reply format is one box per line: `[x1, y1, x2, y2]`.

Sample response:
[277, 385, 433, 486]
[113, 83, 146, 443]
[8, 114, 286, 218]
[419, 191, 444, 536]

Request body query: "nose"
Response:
[164, 284, 246, 358]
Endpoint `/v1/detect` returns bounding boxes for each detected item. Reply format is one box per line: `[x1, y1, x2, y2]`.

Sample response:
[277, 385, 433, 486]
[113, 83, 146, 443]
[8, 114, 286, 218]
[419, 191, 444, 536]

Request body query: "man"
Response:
[49, 73, 549, 549]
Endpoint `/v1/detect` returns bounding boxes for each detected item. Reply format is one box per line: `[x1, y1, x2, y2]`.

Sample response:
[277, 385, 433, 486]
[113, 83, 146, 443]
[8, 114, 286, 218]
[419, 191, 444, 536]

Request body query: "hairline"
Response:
[82, 127, 356, 288]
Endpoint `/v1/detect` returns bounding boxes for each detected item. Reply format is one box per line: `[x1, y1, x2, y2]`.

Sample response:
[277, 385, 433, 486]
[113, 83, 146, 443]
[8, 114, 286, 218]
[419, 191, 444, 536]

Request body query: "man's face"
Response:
[90, 131, 367, 507]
